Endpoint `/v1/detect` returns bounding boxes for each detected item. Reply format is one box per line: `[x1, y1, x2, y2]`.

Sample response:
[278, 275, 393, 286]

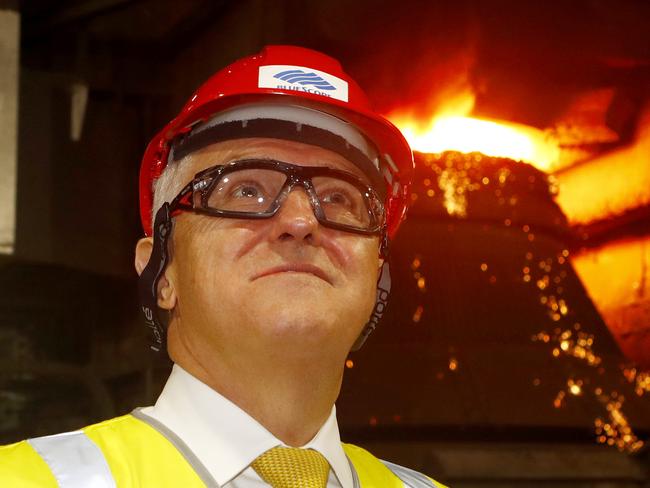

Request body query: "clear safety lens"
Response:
[312, 176, 372, 228]
[206, 169, 286, 212]
[195, 166, 380, 231]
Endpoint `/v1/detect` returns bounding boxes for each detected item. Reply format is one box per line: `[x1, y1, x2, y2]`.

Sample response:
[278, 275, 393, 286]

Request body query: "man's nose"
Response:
[271, 187, 321, 245]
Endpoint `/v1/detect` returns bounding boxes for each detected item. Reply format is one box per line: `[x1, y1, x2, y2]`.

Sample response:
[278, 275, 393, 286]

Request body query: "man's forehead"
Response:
[184, 138, 371, 182]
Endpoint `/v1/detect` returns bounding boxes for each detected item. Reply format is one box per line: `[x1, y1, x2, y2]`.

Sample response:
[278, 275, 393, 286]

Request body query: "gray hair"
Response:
[151, 155, 192, 229]
[150, 142, 239, 228]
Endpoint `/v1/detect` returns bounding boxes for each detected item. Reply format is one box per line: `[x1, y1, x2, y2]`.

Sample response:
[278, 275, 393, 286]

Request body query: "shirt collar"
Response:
[144, 364, 353, 488]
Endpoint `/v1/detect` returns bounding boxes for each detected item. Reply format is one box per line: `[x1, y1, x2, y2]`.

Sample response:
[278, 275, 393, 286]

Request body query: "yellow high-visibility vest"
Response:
[0, 411, 447, 487]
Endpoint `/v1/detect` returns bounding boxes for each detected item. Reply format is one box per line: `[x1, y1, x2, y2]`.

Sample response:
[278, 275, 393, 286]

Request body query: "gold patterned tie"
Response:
[252, 446, 330, 488]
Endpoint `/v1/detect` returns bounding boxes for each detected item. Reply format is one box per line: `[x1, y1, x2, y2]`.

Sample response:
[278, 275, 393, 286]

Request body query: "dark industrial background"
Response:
[0, 0, 649, 486]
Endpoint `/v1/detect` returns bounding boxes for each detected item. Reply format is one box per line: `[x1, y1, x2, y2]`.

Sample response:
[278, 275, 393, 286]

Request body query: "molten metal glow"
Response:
[571, 236, 650, 368]
[554, 129, 650, 225]
[390, 108, 560, 172]
[395, 116, 559, 170]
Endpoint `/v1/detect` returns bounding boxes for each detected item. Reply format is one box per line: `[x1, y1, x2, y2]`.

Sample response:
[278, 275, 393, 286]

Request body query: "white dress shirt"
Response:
[139, 364, 353, 488]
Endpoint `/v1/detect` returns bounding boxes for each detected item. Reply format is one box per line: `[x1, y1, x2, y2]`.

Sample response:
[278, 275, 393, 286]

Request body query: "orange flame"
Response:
[388, 92, 560, 172]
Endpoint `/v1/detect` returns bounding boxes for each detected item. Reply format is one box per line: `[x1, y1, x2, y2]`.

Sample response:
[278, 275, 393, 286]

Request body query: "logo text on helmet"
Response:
[258, 65, 349, 103]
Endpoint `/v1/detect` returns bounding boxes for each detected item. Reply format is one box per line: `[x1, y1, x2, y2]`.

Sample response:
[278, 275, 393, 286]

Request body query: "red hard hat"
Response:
[139, 45, 414, 238]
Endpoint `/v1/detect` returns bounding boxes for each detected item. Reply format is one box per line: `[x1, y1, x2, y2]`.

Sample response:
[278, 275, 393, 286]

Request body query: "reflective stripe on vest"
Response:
[381, 459, 439, 488]
[28, 430, 116, 488]
[131, 408, 218, 487]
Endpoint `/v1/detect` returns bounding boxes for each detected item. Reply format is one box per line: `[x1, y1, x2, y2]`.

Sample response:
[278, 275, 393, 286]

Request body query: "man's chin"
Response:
[253, 306, 346, 343]
[248, 275, 337, 307]
[253, 271, 334, 288]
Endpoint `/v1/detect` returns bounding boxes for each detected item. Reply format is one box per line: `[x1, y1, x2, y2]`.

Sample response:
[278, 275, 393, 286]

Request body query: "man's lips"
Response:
[252, 264, 332, 284]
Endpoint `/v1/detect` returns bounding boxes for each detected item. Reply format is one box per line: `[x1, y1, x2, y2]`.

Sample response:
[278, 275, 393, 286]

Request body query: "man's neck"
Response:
[168, 329, 345, 447]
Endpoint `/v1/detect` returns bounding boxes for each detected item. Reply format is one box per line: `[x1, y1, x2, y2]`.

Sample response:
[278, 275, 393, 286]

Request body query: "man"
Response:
[0, 45, 446, 487]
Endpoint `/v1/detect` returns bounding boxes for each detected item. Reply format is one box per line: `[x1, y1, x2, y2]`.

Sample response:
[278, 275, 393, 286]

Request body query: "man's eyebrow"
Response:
[194, 145, 373, 185]
[193, 147, 254, 165]
[224, 151, 274, 162]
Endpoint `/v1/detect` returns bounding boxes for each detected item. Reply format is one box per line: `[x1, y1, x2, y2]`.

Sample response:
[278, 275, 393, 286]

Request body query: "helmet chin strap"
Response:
[138, 203, 173, 352]
[350, 253, 392, 352]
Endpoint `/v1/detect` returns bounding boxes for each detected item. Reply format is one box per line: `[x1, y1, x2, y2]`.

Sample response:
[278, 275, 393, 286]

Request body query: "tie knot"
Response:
[252, 446, 330, 488]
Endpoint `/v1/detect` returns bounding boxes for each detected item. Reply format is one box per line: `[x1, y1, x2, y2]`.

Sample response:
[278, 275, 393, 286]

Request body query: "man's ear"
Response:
[134, 237, 153, 276]
[134, 237, 177, 310]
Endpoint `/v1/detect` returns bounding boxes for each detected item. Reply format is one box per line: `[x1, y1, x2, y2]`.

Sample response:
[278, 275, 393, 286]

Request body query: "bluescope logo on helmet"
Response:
[259, 65, 349, 102]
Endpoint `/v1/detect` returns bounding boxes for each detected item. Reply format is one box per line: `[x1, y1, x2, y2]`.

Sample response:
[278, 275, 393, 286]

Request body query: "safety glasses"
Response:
[168, 159, 386, 235]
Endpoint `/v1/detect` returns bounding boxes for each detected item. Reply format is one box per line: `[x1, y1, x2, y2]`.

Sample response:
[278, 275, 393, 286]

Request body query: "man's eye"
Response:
[322, 192, 351, 206]
[233, 185, 261, 198]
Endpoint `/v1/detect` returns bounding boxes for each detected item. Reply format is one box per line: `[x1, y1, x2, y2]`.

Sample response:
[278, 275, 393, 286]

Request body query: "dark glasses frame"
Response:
[167, 158, 386, 235]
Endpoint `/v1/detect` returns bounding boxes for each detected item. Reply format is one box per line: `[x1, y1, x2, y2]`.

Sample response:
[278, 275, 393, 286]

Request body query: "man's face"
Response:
[155, 138, 382, 366]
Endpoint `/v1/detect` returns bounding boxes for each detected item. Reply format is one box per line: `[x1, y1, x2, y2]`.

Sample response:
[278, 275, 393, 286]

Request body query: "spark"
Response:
[622, 367, 650, 396]
[412, 305, 424, 323]
[595, 392, 644, 453]
[448, 358, 459, 371]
